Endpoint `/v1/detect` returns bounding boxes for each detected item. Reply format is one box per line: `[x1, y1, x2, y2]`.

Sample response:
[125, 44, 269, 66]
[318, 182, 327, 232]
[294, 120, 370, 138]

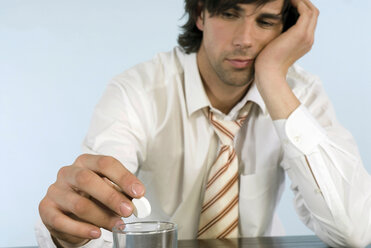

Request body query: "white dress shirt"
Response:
[35, 47, 371, 248]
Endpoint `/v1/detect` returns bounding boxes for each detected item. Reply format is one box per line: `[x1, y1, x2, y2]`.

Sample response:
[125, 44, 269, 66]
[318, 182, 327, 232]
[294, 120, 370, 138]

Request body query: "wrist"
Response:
[255, 69, 287, 86]
[51, 235, 90, 248]
[254, 75, 300, 120]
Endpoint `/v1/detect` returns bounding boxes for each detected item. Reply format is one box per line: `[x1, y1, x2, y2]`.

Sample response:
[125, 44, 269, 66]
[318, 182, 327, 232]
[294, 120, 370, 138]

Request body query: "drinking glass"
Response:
[112, 221, 177, 248]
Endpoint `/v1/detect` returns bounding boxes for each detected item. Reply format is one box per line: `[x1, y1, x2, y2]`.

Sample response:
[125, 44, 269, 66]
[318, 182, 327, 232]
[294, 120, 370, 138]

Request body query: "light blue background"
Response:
[1, 0, 370, 247]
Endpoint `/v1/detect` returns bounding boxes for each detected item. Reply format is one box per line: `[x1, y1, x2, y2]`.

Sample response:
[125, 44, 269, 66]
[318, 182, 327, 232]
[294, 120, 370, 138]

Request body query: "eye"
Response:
[221, 11, 239, 19]
[257, 19, 275, 28]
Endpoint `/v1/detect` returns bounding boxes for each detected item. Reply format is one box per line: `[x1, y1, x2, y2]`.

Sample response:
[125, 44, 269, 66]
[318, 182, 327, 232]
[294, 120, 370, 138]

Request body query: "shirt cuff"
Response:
[273, 104, 327, 158]
[35, 217, 113, 248]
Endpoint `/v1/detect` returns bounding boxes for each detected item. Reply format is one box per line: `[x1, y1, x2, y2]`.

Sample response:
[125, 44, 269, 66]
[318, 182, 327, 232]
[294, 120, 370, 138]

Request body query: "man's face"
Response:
[197, 0, 284, 87]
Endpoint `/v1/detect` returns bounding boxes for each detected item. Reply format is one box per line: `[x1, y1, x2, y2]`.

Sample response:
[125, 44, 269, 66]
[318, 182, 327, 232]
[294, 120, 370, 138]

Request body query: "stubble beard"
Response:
[215, 62, 255, 87]
[212, 52, 255, 88]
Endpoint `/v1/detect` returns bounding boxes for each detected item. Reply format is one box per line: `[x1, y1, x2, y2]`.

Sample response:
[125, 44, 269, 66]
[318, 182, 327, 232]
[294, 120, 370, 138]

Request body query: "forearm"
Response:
[256, 64, 371, 247]
[255, 73, 300, 120]
[274, 105, 371, 248]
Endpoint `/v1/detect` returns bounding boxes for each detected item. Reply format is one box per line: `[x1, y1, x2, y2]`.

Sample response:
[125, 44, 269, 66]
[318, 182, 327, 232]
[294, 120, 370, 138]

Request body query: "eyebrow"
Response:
[230, 5, 282, 20]
[231, 5, 244, 12]
[258, 13, 282, 20]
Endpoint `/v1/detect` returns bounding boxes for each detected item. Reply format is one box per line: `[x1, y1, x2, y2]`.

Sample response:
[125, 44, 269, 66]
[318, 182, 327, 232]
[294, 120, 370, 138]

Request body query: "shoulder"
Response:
[110, 47, 187, 92]
[287, 64, 324, 97]
[286, 64, 335, 113]
[287, 64, 321, 88]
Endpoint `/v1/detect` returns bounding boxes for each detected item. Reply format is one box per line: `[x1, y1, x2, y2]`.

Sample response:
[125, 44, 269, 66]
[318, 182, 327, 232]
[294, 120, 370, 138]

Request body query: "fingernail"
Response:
[131, 183, 144, 196]
[120, 202, 133, 216]
[90, 230, 100, 239]
[115, 219, 125, 230]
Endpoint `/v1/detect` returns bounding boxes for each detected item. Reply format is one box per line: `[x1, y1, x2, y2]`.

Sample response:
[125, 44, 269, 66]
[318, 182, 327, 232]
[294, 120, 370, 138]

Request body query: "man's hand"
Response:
[255, 0, 319, 80]
[39, 154, 145, 246]
[254, 0, 319, 120]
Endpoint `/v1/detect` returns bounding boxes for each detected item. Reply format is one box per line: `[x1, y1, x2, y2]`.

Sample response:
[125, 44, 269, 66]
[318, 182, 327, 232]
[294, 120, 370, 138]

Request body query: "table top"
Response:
[179, 235, 371, 248]
[12, 235, 371, 248]
[178, 235, 329, 248]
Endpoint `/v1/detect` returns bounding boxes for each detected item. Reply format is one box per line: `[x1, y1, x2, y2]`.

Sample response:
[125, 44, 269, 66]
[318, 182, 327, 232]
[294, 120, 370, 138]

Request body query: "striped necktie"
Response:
[197, 102, 253, 239]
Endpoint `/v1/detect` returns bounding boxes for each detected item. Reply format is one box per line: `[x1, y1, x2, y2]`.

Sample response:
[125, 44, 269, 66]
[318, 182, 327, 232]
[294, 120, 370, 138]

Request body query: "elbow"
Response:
[317, 226, 370, 248]
[342, 233, 370, 248]
[343, 221, 371, 248]
[343, 232, 370, 248]
[321, 236, 367, 248]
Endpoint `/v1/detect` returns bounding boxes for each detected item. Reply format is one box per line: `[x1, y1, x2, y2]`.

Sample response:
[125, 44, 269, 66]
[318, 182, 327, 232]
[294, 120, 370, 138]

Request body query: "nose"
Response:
[232, 20, 255, 49]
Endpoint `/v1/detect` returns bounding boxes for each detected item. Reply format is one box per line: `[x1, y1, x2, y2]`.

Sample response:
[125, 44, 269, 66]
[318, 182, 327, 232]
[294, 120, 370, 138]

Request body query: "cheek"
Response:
[256, 29, 282, 48]
[204, 22, 233, 48]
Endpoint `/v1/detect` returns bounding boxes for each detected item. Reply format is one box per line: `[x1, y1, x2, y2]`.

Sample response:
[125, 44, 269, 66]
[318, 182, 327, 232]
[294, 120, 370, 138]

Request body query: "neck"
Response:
[197, 49, 251, 115]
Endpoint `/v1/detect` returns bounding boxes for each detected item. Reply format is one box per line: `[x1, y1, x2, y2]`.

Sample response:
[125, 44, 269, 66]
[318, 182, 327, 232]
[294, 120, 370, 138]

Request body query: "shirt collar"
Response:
[245, 81, 267, 115]
[184, 52, 210, 116]
[183, 52, 267, 117]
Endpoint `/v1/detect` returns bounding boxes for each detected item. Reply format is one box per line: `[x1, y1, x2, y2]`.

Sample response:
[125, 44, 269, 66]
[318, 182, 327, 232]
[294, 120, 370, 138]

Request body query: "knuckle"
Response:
[306, 8, 313, 16]
[46, 184, 58, 198]
[106, 190, 122, 205]
[57, 166, 69, 181]
[50, 214, 64, 230]
[117, 172, 131, 187]
[75, 169, 93, 187]
[75, 154, 89, 167]
[117, 166, 134, 185]
[72, 197, 89, 216]
[39, 198, 49, 216]
[97, 156, 115, 172]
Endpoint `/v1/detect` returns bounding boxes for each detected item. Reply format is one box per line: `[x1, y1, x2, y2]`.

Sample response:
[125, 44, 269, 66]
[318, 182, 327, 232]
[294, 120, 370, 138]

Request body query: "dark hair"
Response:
[177, 0, 298, 54]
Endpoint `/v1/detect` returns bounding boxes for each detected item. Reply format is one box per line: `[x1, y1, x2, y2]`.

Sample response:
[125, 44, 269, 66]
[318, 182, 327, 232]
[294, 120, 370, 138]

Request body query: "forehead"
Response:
[205, 0, 284, 14]
[237, 0, 284, 14]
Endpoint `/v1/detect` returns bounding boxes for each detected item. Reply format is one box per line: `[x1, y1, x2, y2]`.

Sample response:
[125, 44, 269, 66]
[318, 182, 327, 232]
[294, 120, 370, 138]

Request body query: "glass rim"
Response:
[112, 221, 177, 235]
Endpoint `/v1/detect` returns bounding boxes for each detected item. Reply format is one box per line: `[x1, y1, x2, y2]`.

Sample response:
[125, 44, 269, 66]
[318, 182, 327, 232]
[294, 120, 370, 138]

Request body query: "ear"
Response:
[196, 10, 205, 31]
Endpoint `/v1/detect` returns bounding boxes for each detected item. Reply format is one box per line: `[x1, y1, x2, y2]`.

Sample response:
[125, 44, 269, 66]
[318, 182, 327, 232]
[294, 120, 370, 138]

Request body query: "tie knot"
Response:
[208, 102, 252, 145]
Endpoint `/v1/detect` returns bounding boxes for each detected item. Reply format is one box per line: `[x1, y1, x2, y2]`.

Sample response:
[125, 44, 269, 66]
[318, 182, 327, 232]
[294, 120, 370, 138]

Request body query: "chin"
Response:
[215, 65, 254, 87]
[223, 79, 252, 87]
[223, 74, 254, 87]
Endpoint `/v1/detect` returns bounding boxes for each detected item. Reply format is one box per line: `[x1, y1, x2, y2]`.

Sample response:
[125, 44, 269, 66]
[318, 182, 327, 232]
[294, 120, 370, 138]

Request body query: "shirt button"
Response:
[294, 136, 301, 143]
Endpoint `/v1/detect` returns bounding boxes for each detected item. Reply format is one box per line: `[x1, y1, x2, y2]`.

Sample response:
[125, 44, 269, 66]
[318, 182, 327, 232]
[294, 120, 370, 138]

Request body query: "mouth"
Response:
[226, 58, 254, 69]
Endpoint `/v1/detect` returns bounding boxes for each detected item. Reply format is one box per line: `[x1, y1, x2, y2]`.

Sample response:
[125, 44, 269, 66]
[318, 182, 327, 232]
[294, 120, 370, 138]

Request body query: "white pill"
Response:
[132, 196, 151, 218]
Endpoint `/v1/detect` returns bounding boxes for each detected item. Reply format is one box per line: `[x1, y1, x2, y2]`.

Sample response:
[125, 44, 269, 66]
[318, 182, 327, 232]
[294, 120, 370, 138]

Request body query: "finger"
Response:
[287, 0, 318, 49]
[291, 0, 319, 33]
[304, 0, 320, 34]
[47, 183, 125, 230]
[75, 154, 145, 198]
[299, 0, 319, 13]
[39, 198, 102, 241]
[102, 177, 124, 193]
[61, 165, 135, 217]
[291, 0, 312, 27]
[51, 230, 90, 247]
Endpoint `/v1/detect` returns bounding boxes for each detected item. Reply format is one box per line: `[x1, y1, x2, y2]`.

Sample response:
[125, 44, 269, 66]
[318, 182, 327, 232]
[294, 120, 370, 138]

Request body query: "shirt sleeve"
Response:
[273, 79, 371, 248]
[81, 80, 151, 173]
[35, 80, 151, 248]
[35, 217, 113, 248]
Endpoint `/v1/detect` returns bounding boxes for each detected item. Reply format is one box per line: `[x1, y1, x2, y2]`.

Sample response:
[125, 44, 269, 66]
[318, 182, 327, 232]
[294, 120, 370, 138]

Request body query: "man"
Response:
[36, 0, 371, 247]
